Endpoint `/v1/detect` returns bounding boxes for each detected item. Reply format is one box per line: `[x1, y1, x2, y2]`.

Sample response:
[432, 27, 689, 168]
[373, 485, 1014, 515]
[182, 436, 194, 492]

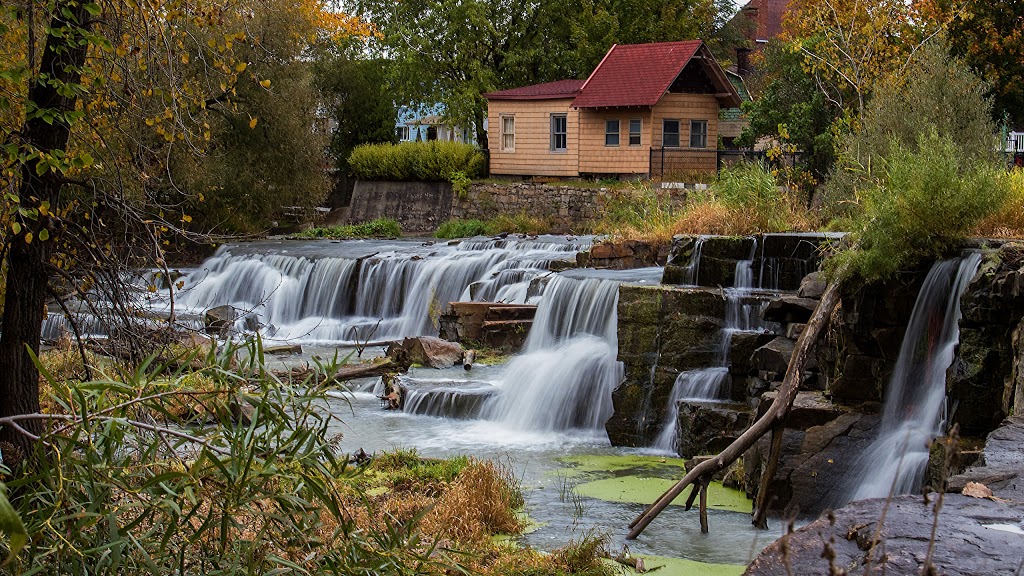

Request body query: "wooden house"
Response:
[484, 40, 742, 178]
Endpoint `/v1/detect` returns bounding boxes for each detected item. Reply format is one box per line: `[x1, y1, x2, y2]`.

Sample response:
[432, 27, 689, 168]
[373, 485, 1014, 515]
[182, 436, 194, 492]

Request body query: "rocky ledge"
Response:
[746, 417, 1024, 576]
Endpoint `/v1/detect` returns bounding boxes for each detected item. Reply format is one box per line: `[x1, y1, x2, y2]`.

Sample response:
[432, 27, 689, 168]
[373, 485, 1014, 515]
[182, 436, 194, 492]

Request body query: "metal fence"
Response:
[649, 148, 803, 178]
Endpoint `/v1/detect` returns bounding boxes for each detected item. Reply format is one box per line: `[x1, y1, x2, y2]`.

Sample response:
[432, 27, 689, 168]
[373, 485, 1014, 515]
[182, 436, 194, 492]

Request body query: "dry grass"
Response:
[974, 169, 1024, 239]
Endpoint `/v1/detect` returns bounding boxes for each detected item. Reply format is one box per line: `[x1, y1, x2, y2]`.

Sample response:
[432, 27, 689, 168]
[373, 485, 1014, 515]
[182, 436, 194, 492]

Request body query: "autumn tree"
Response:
[0, 0, 372, 464]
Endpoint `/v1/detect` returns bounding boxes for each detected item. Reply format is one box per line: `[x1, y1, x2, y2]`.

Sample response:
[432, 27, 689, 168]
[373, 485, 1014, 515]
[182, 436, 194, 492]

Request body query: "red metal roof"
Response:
[483, 79, 585, 101]
[571, 41, 702, 108]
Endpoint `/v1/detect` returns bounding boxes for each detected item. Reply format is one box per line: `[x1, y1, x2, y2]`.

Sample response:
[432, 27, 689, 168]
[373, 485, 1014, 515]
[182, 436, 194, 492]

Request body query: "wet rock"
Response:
[744, 494, 1024, 576]
[827, 354, 886, 404]
[763, 296, 818, 324]
[392, 336, 465, 369]
[204, 305, 237, 337]
[728, 332, 775, 377]
[585, 239, 669, 269]
[797, 271, 826, 299]
[265, 344, 302, 355]
[947, 416, 1024, 500]
[751, 337, 795, 377]
[756, 391, 845, 430]
[676, 400, 752, 458]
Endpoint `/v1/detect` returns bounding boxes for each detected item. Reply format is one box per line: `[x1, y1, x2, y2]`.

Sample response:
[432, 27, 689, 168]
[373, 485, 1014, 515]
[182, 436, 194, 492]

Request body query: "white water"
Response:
[652, 240, 768, 452]
[848, 253, 981, 501]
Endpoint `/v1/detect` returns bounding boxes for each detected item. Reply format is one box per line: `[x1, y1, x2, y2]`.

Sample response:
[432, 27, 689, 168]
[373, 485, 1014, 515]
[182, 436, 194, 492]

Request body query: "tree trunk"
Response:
[626, 280, 842, 538]
[0, 3, 89, 466]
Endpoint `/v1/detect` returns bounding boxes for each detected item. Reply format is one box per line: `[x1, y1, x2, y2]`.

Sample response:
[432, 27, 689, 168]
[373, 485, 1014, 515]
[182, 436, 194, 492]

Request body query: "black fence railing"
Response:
[648, 148, 805, 178]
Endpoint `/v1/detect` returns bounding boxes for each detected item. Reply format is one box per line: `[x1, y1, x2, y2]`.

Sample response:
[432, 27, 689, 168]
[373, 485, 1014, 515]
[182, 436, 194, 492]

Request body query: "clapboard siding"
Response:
[487, 99, 579, 177]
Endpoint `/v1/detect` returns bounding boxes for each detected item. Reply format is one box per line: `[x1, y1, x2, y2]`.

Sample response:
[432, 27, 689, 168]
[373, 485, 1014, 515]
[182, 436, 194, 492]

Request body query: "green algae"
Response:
[553, 453, 753, 514]
[574, 477, 752, 514]
[602, 555, 745, 575]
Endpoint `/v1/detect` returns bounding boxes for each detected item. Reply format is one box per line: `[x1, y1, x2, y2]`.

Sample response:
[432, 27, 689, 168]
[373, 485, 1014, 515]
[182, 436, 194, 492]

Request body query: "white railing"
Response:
[1008, 132, 1024, 153]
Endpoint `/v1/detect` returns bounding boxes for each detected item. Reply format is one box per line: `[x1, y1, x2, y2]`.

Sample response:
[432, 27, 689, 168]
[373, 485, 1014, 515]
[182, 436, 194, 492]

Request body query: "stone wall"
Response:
[450, 182, 616, 232]
[348, 181, 454, 233]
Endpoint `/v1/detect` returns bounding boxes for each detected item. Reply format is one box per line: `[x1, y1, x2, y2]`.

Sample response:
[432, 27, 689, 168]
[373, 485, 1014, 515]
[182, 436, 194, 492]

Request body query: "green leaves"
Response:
[0, 482, 27, 566]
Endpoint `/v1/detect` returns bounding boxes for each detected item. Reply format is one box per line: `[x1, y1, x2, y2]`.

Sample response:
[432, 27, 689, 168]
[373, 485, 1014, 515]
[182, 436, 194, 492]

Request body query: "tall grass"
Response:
[974, 168, 1024, 239]
[829, 131, 1009, 281]
[591, 162, 813, 243]
[297, 217, 402, 239]
[435, 213, 551, 239]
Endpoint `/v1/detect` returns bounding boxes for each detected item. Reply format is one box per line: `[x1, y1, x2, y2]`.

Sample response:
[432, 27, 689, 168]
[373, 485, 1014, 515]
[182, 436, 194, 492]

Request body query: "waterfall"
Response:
[483, 274, 627, 431]
[680, 236, 706, 286]
[652, 240, 767, 452]
[848, 253, 981, 501]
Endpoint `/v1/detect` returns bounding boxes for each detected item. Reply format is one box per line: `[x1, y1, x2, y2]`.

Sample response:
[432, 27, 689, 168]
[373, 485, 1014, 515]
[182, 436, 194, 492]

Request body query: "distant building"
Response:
[396, 105, 477, 144]
[484, 40, 741, 178]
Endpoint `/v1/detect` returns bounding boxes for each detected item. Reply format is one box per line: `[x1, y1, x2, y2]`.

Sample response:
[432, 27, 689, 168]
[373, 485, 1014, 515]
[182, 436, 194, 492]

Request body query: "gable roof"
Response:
[571, 41, 741, 109]
[483, 79, 585, 101]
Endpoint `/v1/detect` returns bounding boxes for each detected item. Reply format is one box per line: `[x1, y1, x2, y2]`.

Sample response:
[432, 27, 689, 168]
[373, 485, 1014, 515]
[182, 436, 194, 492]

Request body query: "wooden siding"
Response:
[487, 99, 579, 177]
[577, 110, 652, 175]
[650, 93, 720, 174]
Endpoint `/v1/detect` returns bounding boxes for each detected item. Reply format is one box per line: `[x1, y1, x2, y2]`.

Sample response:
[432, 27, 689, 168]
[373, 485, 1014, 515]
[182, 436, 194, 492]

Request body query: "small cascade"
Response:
[848, 253, 981, 501]
[681, 236, 707, 286]
[652, 240, 766, 453]
[483, 273, 628, 431]
[401, 382, 496, 420]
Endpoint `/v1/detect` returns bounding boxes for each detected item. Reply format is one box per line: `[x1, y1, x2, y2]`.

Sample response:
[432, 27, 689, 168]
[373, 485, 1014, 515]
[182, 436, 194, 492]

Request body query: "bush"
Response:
[349, 141, 485, 181]
[435, 218, 492, 239]
[829, 130, 1009, 281]
[297, 218, 402, 239]
[713, 161, 802, 232]
[975, 169, 1024, 238]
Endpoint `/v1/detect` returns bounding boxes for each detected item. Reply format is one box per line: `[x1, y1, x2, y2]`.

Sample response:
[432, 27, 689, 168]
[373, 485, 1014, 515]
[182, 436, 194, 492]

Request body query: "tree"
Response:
[945, 1, 1024, 129]
[314, 43, 398, 206]
[354, 0, 726, 146]
[822, 39, 998, 217]
[0, 0, 371, 464]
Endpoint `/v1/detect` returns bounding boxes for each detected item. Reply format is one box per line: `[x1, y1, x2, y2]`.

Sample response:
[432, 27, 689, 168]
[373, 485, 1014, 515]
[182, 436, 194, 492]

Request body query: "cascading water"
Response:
[42, 237, 589, 344]
[652, 240, 768, 452]
[848, 253, 981, 501]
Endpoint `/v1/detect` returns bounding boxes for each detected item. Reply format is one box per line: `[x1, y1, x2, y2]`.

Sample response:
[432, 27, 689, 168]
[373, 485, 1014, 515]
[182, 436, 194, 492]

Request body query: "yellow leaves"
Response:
[259, 79, 271, 89]
[181, 214, 192, 223]
[235, 62, 247, 73]
[248, 117, 258, 129]
[181, 52, 190, 64]
[24, 232, 32, 244]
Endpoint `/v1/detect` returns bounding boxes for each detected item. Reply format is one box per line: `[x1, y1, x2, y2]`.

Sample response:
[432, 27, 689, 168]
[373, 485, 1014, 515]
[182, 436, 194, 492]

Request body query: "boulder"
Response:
[745, 494, 1024, 576]
[392, 336, 465, 369]
[751, 337, 795, 377]
[204, 305, 238, 337]
[763, 296, 818, 324]
[797, 271, 826, 299]
[728, 331, 775, 377]
[676, 401, 753, 458]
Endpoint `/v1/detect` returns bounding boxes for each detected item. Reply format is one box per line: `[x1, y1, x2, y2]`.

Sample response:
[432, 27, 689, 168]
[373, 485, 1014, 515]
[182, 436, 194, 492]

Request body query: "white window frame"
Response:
[689, 119, 708, 149]
[550, 113, 568, 152]
[500, 115, 515, 151]
[605, 119, 620, 147]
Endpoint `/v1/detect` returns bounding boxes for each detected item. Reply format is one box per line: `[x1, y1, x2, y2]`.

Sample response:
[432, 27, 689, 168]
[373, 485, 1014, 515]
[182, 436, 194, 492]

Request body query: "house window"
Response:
[551, 114, 567, 151]
[605, 119, 620, 147]
[501, 115, 515, 151]
[663, 119, 680, 148]
[396, 126, 410, 141]
[629, 118, 642, 146]
[690, 119, 708, 148]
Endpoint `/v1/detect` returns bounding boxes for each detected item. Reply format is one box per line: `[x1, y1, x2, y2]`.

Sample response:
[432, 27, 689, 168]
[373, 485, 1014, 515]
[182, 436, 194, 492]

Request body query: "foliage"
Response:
[0, 341, 541, 575]
[591, 165, 812, 243]
[945, 1, 1024, 128]
[737, 42, 841, 187]
[356, 0, 733, 144]
[348, 141, 485, 182]
[822, 40, 998, 218]
[434, 214, 552, 239]
[313, 47, 398, 178]
[296, 218, 402, 239]
[974, 169, 1024, 239]
[450, 170, 473, 197]
[828, 131, 1008, 282]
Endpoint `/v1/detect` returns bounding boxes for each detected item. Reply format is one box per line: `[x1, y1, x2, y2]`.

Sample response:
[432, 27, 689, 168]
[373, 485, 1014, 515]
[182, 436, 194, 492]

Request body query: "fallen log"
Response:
[463, 349, 476, 370]
[331, 359, 407, 382]
[627, 280, 841, 538]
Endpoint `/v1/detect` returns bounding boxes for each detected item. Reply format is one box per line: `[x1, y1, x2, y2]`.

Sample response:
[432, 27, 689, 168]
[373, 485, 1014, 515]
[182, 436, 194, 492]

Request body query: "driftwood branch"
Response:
[627, 280, 841, 538]
[330, 358, 408, 383]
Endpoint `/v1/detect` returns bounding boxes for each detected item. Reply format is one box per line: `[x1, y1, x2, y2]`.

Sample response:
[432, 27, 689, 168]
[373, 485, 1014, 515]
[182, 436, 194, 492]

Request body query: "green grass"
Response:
[296, 218, 402, 239]
[434, 213, 552, 239]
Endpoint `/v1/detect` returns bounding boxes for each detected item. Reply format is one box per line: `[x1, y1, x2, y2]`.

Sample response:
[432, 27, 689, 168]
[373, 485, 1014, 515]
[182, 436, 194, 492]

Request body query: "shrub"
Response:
[712, 161, 801, 232]
[975, 169, 1024, 238]
[829, 130, 1009, 281]
[434, 214, 552, 239]
[297, 218, 402, 239]
[349, 141, 485, 181]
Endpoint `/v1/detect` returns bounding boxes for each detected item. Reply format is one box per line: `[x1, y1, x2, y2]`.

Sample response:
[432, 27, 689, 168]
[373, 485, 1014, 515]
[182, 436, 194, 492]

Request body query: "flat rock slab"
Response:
[763, 296, 819, 324]
[745, 494, 1024, 576]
